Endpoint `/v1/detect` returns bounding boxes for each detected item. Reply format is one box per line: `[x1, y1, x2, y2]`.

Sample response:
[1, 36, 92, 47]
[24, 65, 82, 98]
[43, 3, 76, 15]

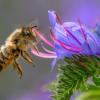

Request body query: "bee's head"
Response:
[22, 25, 39, 52]
[23, 25, 38, 42]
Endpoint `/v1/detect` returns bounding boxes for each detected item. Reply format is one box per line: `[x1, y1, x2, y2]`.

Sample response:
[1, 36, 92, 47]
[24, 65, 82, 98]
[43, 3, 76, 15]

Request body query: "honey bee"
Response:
[0, 25, 38, 78]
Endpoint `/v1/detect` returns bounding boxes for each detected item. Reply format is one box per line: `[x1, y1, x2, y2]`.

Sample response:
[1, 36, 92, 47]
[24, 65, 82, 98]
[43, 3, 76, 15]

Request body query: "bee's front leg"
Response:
[13, 60, 23, 78]
[21, 51, 33, 64]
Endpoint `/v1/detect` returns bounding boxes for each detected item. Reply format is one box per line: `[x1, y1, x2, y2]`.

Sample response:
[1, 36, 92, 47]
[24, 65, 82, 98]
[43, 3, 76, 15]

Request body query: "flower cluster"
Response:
[31, 10, 100, 100]
[31, 10, 100, 61]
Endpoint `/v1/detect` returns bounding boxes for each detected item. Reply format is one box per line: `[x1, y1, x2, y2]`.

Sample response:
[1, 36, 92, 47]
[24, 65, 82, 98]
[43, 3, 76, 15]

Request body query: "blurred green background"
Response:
[0, 0, 100, 100]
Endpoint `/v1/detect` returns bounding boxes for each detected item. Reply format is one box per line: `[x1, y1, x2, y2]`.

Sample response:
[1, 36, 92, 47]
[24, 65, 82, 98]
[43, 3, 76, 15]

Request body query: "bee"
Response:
[0, 25, 39, 78]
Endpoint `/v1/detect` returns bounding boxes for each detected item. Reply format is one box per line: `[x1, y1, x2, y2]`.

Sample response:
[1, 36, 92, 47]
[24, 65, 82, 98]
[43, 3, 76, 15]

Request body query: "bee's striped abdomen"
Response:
[0, 51, 7, 71]
[0, 59, 5, 71]
[0, 45, 15, 71]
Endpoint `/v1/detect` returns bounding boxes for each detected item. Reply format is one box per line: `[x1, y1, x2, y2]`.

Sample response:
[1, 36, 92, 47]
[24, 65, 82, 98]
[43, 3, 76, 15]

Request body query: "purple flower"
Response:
[31, 10, 100, 60]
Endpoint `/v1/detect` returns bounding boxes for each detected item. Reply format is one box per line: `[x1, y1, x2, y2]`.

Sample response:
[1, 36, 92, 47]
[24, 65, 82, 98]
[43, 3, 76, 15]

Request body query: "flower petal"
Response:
[48, 10, 56, 28]
[50, 31, 82, 53]
[55, 12, 82, 46]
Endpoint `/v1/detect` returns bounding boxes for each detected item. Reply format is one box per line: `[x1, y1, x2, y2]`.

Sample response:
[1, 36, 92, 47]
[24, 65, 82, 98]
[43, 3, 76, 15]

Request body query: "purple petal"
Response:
[55, 12, 82, 46]
[48, 10, 56, 28]
[50, 31, 82, 52]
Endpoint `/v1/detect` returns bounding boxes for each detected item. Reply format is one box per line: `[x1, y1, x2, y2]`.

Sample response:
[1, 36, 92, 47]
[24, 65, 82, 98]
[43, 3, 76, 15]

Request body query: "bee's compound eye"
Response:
[32, 25, 38, 30]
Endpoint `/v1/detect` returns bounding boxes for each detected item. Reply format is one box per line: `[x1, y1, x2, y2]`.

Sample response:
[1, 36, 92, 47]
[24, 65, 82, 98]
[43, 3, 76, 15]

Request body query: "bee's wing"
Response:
[26, 19, 39, 28]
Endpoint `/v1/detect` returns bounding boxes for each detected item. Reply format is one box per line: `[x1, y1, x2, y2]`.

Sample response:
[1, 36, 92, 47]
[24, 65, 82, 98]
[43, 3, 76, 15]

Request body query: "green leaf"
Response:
[47, 56, 100, 100]
[93, 74, 100, 86]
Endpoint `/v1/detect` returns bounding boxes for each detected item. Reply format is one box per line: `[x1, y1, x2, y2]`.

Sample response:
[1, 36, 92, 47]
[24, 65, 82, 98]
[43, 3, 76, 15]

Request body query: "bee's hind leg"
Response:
[13, 60, 23, 78]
